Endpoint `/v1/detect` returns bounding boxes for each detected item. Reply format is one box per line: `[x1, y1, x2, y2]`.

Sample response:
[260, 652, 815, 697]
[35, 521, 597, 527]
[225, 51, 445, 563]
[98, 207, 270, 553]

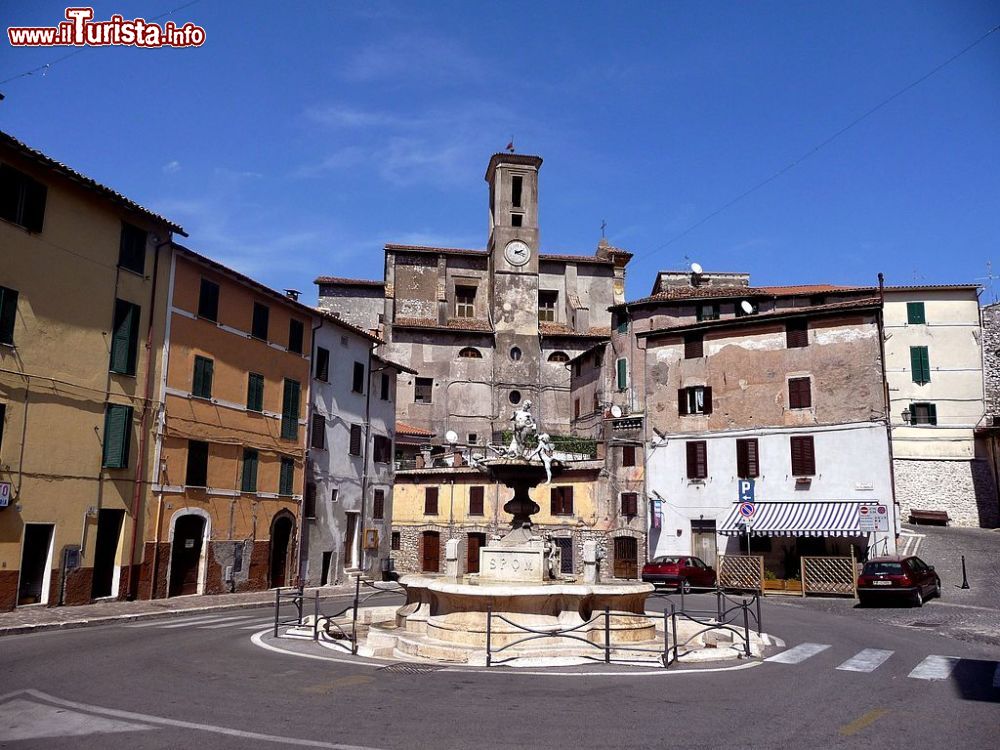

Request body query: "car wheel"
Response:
[934, 578, 941, 599]
[912, 589, 924, 607]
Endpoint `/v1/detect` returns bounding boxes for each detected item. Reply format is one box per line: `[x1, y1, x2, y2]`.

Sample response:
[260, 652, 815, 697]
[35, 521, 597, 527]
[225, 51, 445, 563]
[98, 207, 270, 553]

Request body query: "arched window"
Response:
[547, 351, 570, 363]
[458, 347, 482, 359]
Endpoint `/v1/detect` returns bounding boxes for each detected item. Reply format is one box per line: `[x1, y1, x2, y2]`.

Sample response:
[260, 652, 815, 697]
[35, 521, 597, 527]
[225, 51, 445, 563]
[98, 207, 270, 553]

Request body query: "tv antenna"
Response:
[976, 261, 999, 304]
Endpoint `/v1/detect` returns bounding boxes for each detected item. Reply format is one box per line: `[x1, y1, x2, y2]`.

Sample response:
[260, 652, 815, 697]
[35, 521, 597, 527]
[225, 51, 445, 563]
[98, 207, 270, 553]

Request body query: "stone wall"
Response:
[894, 458, 999, 528]
[982, 303, 1000, 417]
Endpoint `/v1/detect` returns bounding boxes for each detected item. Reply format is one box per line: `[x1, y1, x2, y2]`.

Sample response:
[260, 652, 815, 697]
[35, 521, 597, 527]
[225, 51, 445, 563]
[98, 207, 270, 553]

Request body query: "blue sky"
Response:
[2, 1, 998, 302]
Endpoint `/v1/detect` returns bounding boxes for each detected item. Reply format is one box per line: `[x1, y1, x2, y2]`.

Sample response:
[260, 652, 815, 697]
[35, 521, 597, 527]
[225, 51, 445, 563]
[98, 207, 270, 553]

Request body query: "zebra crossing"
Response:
[764, 641, 1000, 685]
[122, 614, 274, 632]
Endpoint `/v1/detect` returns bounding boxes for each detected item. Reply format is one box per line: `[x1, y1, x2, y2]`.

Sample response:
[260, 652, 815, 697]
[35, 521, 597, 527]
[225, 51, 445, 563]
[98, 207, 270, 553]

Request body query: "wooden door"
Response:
[270, 515, 293, 588]
[613, 536, 638, 579]
[169, 515, 205, 597]
[343, 513, 358, 570]
[422, 531, 440, 572]
[691, 520, 717, 566]
[466, 533, 486, 574]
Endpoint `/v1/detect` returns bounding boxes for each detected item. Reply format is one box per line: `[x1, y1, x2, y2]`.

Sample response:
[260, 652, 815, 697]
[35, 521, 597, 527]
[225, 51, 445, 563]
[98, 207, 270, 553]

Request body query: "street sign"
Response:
[858, 503, 889, 532]
[738, 479, 755, 504]
[739, 501, 756, 518]
[0, 482, 10, 508]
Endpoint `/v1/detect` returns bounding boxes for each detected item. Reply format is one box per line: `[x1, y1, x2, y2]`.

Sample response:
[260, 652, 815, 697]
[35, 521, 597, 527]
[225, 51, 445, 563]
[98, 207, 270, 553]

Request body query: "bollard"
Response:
[313, 590, 320, 641]
[716, 587, 722, 623]
[486, 604, 493, 667]
[350, 575, 361, 655]
[604, 606, 611, 664]
[755, 594, 762, 635]
[662, 609, 669, 667]
[273, 587, 281, 639]
[742, 598, 751, 657]
[960, 555, 970, 589]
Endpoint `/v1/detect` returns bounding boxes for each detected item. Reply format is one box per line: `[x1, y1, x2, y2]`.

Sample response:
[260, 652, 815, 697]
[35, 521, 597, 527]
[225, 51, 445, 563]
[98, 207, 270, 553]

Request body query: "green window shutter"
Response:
[927, 403, 938, 425]
[241, 448, 258, 492]
[281, 379, 300, 439]
[110, 299, 140, 375]
[616, 358, 627, 390]
[247, 373, 264, 411]
[910, 346, 930, 384]
[907, 302, 926, 325]
[193, 356, 214, 398]
[0, 286, 18, 345]
[279, 457, 294, 495]
[102, 404, 133, 468]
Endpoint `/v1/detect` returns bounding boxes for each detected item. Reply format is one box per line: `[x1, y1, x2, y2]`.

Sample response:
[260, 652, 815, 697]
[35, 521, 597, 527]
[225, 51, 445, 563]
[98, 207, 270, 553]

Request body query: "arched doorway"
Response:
[169, 514, 206, 597]
[269, 514, 295, 588]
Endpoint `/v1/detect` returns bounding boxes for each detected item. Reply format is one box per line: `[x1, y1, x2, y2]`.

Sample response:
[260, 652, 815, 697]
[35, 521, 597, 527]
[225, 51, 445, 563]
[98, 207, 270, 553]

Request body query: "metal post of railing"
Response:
[273, 587, 280, 639]
[670, 604, 678, 665]
[742, 598, 751, 657]
[680, 583, 685, 612]
[313, 590, 319, 642]
[716, 587, 722, 623]
[604, 606, 611, 664]
[296, 584, 303, 625]
[755, 594, 762, 635]
[486, 604, 493, 667]
[351, 575, 361, 655]
[661, 609, 669, 668]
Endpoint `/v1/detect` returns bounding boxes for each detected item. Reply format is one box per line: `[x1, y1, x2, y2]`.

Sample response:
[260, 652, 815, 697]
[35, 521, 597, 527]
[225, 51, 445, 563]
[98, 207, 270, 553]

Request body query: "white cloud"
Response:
[162, 160, 181, 174]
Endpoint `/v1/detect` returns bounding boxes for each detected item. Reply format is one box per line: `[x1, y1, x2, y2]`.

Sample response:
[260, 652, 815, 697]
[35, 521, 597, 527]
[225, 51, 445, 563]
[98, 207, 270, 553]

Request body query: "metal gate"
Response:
[716, 554, 764, 593]
[800, 554, 857, 597]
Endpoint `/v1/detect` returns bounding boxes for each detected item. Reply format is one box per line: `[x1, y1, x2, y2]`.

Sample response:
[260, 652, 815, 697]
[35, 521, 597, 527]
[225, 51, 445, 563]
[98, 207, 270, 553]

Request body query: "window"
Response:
[251, 302, 269, 340]
[424, 487, 439, 515]
[910, 402, 938, 425]
[192, 356, 214, 399]
[684, 334, 704, 359]
[279, 457, 295, 495]
[686, 441, 707, 480]
[380, 373, 391, 400]
[910, 346, 931, 384]
[468, 433, 478, 444]
[469, 486, 485, 516]
[304, 483, 317, 519]
[414, 377, 433, 403]
[0, 286, 18, 345]
[511, 213, 523, 227]
[455, 285, 476, 318]
[315, 347, 330, 381]
[311, 413, 326, 449]
[349, 424, 362, 456]
[101, 404, 133, 468]
[509, 390, 522, 405]
[374, 435, 392, 463]
[678, 386, 712, 415]
[697, 304, 719, 322]
[788, 377, 812, 409]
[511, 175, 523, 207]
[786, 320, 808, 348]
[458, 347, 482, 359]
[736, 438, 759, 479]
[109, 299, 140, 376]
[0, 164, 46, 232]
[246, 372, 264, 412]
[118, 222, 147, 275]
[615, 314, 629, 334]
[510, 346, 522, 361]
[288, 319, 304, 354]
[352, 362, 365, 394]
[616, 358, 628, 391]
[621, 492, 638, 517]
[281, 379, 300, 439]
[391, 531, 401, 551]
[790, 435, 816, 476]
[574, 398, 580, 419]
[622, 445, 636, 467]
[550, 486, 574, 516]
[186, 440, 209, 486]
[907, 302, 926, 325]
[241, 448, 258, 492]
[198, 279, 219, 321]
[331, 488, 339, 503]
[538, 290, 558, 322]
[547, 351, 569, 363]
[372, 489, 385, 520]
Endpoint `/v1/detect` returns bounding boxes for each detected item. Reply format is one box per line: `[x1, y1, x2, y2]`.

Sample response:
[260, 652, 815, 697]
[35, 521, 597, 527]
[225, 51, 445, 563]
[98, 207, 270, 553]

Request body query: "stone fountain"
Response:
[381, 403, 658, 664]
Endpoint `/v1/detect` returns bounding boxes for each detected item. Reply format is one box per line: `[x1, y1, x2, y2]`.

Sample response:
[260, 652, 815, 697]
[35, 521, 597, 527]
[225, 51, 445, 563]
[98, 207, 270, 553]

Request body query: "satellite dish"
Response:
[444, 430, 459, 445]
[610, 404, 623, 418]
[690, 262, 703, 275]
[740, 300, 754, 314]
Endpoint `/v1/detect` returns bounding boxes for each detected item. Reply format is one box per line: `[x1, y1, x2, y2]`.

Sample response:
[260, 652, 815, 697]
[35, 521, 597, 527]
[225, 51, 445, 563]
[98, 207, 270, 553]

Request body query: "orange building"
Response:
[139, 244, 314, 598]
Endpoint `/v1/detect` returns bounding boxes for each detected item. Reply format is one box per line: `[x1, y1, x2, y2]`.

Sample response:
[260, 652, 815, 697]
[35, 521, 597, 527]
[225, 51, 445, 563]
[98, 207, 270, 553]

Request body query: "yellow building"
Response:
[0, 131, 181, 609]
[139, 245, 314, 598]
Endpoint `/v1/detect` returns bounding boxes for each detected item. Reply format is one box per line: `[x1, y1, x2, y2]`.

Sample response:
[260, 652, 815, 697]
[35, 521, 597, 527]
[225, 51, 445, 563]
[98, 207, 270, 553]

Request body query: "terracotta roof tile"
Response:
[757, 284, 854, 295]
[539, 252, 614, 265]
[393, 317, 494, 333]
[539, 322, 611, 338]
[625, 286, 771, 305]
[314, 276, 384, 287]
[396, 422, 434, 437]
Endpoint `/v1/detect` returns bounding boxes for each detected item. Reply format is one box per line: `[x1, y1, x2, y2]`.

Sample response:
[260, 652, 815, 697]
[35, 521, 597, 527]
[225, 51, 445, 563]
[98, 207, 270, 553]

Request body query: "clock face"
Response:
[504, 240, 531, 266]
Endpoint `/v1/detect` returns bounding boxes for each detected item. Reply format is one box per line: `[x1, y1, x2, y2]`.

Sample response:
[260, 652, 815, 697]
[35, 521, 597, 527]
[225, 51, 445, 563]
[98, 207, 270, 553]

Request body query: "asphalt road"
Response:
[2, 591, 998, 750]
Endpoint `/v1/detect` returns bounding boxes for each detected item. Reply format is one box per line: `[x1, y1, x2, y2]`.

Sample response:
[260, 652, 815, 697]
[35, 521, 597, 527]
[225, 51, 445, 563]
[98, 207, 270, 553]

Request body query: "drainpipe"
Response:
[123, 233, 168, 600]
[876, 273, 898, 549]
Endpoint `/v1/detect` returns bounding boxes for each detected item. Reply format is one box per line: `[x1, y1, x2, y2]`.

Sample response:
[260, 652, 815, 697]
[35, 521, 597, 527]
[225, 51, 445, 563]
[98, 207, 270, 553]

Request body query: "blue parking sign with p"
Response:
[738, 479, 755, 504]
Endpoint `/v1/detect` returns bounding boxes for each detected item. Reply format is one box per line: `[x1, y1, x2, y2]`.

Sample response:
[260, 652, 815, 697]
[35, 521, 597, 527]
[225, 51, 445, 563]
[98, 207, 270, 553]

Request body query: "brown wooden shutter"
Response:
[349, 424, 362, 455]
[469, 486, 484, 515]
[684, 335, 704, 359]
[678, 388, 688, 415]
[622, 445, 636, 467]
[372, 489, 385, 519]
[686, 441, 707, 479]
[425, 487, 439, 515]
[737, 438, 759, 478]
[703, 387, 713, 414]
[786, 320, 808, 348]
[304, 483, 316, 518]
[564, 486, 573, 515]
[311, 413, 325, 449]
[621, 492, 638, 516]
[790, 435, 815, 476]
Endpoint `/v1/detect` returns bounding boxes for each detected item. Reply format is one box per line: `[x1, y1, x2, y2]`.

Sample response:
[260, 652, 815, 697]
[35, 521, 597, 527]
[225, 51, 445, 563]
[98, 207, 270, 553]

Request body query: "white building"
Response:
[302, 313, 411, 584]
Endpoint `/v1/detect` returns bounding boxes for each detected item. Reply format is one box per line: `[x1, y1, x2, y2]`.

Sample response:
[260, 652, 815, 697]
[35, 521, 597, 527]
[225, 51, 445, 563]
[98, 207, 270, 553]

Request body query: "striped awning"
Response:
[719, 502, 873, 537]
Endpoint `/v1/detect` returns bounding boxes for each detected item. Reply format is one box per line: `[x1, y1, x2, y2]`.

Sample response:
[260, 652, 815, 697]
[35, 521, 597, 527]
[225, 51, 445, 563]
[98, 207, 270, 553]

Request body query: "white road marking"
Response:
[908, 655, 961, 681]
[197, 617, 262, 629]
[124, 614, 235, 628]
[13, 690, 383, 750]
[764, 643, 830, 664]
[159, 616, 244, 629]
[240, 620, 278, 629]
[836, 649, 894, 673]
[0, 697, 154, 742]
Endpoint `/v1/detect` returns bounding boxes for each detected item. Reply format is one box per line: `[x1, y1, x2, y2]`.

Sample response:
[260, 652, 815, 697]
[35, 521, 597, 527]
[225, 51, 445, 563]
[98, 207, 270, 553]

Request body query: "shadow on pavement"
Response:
[950, 659, 1000, 703]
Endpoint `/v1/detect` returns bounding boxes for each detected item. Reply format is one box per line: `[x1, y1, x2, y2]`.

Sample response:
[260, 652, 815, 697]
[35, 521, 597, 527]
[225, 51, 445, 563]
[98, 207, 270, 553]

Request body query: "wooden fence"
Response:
[716, 554, 764, 594]
[800, 552, 857, 598]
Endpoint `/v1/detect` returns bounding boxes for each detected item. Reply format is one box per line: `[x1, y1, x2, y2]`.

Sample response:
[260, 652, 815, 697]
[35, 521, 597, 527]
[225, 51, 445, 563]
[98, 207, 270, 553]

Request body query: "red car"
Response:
[857, 555, 941, 607]
[641, 555, 717, 593]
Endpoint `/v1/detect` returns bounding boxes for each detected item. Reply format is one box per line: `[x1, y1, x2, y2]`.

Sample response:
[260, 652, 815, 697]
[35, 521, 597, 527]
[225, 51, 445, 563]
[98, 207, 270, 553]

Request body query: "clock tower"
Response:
[485, 152, 544, 428]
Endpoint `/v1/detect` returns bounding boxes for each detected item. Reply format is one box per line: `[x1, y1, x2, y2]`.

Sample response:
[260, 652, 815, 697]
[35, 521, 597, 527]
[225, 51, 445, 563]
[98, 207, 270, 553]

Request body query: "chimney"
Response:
[284, 289, 301, 301]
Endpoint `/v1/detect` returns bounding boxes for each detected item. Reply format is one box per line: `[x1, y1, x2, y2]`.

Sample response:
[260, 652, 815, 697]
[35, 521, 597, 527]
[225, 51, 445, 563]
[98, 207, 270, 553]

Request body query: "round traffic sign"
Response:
[739, 502, 755, 518]
[876, 505, 887, 515]
[859, 505, 871, 516]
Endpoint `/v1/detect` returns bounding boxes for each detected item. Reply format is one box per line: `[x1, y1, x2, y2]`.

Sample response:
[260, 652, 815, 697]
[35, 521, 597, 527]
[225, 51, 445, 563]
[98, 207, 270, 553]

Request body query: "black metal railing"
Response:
[273, 584, 306, 638]
[648, 585, 762, 635]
